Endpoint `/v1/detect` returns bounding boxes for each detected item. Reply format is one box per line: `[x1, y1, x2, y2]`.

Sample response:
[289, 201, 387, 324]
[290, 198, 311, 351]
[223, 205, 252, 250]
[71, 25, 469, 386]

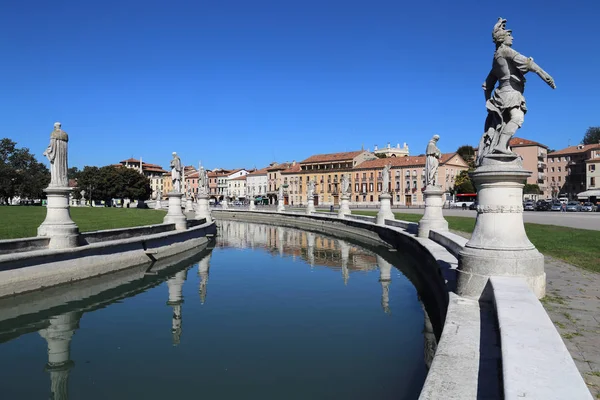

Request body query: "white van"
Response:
[558, 197, 568, 204]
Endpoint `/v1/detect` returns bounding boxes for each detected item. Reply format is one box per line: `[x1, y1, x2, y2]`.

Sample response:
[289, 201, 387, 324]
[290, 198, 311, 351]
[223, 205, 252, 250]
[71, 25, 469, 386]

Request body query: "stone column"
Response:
[221, 198, 228, 210]
[167, 269, 188, 346]
[376, 193, 394, 225]
[195, 193, 212, 222]
[378, 255, 392, 314]
[306, 196, 315, 214]
[38, 187, 80, 249]
[39, 312, 81, 400]
[277, 198, 285, 212]
[418, 186, 448, 238]
[249, 198, 256, 211]
[163, 192, 187, 230]
[198, 253, 211, 305]
[338, 194, 351, 218]
[458, 159, 545, 299]
[185, 196, 194, 213]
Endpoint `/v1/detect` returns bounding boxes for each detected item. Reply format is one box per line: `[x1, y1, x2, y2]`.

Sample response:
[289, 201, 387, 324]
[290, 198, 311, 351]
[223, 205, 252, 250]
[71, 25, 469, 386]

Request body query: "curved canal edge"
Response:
[0, 219, 217, 299]
[212, 209, 592, 400]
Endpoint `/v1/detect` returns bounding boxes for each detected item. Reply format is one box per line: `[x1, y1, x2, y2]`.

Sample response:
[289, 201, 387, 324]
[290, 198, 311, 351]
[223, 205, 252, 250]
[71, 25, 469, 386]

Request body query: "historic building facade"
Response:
[509, 138, 549, 199]
[228, 175, 247, 201]
[118, 158, 168, 199]
[246, 167, 269, 202]
[547, 143, 600, 200]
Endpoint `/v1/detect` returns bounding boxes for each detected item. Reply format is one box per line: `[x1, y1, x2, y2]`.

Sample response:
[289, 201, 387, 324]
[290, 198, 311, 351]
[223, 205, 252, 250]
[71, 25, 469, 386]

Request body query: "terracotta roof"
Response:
[208, 170, 229, 177]
[281, 163, 301, 174]
[231, 175, 247, 181]
[509, 137, 548, 148]
[69, 179, 77, 188]
[266, 162, 292, 171]
[247, 166, 270, 176]
[120, 158, 141, 163]
[355, 153, 460, 169]
[547, 144, 600, 156]
[186, 171, 199, 178]
[225, 169, 245, 177]
[301, 150, 365, 164]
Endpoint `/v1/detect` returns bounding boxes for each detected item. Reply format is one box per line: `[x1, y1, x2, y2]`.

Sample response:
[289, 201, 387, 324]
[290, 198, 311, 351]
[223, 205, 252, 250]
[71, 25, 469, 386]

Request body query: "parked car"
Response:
[550, 202, 563, 211]
[524, 201, 535, 211]
[535, 200, 551, 211]
[581, 202, 595, 212]
[566, 201, 581, 212]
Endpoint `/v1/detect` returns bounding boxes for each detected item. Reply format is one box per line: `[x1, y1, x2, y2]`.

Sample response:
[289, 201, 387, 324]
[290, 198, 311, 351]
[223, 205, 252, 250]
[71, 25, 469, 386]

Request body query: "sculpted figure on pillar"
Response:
[340, 173, 350, 195]
[307, 179, 316, 199]
[425, 135, 441, 187]
[43, 123, 69, 188]
[170, 152, 183, 193]
[477, 18, 555, 166]
[277, 185, 284, 201]
[381, 164, 391, 194]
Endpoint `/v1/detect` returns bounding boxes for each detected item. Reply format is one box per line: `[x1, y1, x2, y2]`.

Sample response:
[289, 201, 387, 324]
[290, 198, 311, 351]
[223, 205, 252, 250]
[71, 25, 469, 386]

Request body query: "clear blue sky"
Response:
[1, 0, 598, 171]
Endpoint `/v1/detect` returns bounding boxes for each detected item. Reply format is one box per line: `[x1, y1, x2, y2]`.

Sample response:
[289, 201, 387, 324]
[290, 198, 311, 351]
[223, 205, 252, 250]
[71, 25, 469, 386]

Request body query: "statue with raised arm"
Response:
[307, 179, 316, 199]
[381, 164, 391, 194]
[425, 135, 442, 187]
[170, 152, 183, 193]
[43, 122, 69, 188]
[477, 18, 555, 166]
[341, 173, 350, 195]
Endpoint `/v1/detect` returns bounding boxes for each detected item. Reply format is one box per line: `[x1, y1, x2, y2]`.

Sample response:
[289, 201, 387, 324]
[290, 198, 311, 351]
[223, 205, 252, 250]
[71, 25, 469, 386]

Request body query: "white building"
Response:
[228, 175, 247, 200]
[373, 142, 410, 158]
[246, 166, 269, 200]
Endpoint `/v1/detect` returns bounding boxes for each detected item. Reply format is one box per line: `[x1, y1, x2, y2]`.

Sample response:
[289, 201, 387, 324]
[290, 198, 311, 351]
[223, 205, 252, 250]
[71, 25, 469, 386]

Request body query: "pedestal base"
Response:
[222, 200, 228, 210]
[306, 199, 315, 214]
[185, 198, 194, 213]
[338, 195, 351, 218]
[376, 193, 394, 225]
[277, 200, 285, 213]
[155, 200, 162, 210]
[457, 162, 546, 299]
[249, 200, 256, 211]
[418, 186, 448, 238]
[37, 187, 80, 249]
[195, 195, 212, 222]
[163, 192, 187, 230]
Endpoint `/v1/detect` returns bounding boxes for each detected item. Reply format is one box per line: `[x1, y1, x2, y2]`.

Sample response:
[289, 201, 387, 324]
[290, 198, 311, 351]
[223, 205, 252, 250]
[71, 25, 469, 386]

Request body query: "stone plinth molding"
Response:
[306, 198, 315, 214]
[195, 194, 212, 222]
[37, 187, 80, 249]
[277, 199, 285, 213]
[163, 192, 187, 230]
[418, 186, 448, 238]
[338, 194, 351, 218]
[376, 193, 394, 225]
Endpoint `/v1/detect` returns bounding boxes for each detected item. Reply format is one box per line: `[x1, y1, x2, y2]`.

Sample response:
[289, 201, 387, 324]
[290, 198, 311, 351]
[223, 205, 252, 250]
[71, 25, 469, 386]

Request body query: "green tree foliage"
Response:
[0, 138, 50, 203]
[456, 145, 476, 169]
[374, 153, 388, 159]
[76, 166, 151, 205]
[454, 170, 475, 194]
[68, 167, 81, 180]
[581, 127, 600, 145]
[524, 184, 541, 194]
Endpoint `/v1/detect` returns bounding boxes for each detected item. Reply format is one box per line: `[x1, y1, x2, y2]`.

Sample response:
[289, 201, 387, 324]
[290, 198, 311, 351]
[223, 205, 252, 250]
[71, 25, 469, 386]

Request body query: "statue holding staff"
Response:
[43, 122, 69, 188]
[307, 179, 316, 199]
[341, 173, 350, 195]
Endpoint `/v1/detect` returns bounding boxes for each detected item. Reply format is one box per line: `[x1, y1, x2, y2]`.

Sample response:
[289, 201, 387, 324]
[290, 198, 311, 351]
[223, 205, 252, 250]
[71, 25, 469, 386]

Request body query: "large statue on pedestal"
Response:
[381, 164, 391, 194]
[425, 135, 441, 187]
[340, 173, 350, 195]
[198, 163, 209, 196]
[43, 123, 69, 188]
[307, 179, 316, 199]
[277, 185, 284, 201]
[477, 18, 555, 166]
[170, 152, 183, 193]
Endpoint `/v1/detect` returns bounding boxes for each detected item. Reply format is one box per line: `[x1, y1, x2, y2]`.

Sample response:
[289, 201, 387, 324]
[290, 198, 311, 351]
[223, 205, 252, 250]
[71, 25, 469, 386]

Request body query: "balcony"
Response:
[537, 162, 546, 169]
[538, 151, 546, 159]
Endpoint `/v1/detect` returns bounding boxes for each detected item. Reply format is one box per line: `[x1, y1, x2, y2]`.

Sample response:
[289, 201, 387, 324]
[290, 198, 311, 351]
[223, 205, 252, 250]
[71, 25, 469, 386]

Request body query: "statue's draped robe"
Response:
[171, 157, 182, 193]
[44, 130, 69, 188]
[425, 141, 440, 187]
[382, 167, 390, 193]
[478, 45, 531, 163]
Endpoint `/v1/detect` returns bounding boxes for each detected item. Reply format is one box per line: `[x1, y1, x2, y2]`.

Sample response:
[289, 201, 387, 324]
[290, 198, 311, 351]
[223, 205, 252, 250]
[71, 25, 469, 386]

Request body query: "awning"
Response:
[255, 197, 262, 201]
[576, 189, 600, 198]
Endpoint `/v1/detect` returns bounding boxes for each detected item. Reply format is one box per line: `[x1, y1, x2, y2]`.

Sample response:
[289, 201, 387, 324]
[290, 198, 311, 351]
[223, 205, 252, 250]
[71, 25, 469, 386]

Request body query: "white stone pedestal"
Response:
[277, 199, 285, 213]
[418, 186, 448, 238]
[38, 187, 80, 249]
[155, 199, 162, 210]
[306, 198, 315, 214]
[163, 192, 187, 230]
[195, 194, 212, 222]
[185, 197, 194, 212]
[376, 193, 395, 225]
[222, 199, 228, 210]
[458, 157, 545, 300]
[249, 199, 256, 211]
[338, 194, 351, 218]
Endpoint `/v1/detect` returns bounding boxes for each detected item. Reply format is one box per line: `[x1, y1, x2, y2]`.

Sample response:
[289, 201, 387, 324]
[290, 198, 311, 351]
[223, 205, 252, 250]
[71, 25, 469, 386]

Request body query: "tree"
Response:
[77, 165, 151, 205]
[524, 184, 541, 195]
[582, 127, 600, 145]
[0, 138, 50, 203]
[374, 153, 388, 159]
[68, 167, 81, 180]
[454, 170, 475, 194]
[456, 145, 476, 169]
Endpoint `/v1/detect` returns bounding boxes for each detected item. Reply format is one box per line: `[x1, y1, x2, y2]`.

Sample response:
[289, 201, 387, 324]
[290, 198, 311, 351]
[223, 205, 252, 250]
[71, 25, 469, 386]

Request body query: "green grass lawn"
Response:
[353, 210, 600, 273]
[0, 206, 166, 240]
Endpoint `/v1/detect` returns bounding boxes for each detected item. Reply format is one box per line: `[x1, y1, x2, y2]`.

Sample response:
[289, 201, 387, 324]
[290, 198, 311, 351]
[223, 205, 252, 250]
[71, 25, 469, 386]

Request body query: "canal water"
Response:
[0, 220, 435, 399]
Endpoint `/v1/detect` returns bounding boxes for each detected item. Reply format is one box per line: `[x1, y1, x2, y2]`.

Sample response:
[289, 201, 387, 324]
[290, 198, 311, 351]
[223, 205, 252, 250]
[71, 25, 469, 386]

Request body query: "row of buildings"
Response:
[115, 137, 600, 207]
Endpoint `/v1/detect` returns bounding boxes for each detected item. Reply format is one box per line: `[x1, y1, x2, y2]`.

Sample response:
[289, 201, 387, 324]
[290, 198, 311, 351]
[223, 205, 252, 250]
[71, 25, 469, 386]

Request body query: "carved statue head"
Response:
[53, 122, 61, 130]
[492, 17, 512, 47]
[433, 134, 440, 141]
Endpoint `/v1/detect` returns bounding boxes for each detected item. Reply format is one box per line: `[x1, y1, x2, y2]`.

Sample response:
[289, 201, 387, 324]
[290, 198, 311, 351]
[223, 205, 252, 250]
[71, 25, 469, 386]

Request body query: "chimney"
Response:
[292, 160, 296, 166]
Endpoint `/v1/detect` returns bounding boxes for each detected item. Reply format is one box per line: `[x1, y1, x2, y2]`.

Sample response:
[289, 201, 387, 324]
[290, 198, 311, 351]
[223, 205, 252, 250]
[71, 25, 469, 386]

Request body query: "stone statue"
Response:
[477, 18, 555, 166]
[43, 122, 69, 188]
[341, 173, 350, 195]
[277, 185, 284, 201]
[381, 164, 391, 194]
[425, 135, 442, 187]
[170, 152, 183, 193]
[156, 190, 162, 201]
[198, 163, 208, 195]
[307, 179, 316, 199]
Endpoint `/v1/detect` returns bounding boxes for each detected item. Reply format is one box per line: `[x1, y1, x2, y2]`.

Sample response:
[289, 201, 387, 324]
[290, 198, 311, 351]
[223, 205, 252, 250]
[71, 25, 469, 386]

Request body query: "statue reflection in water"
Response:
[166, 269, 188, 346]
[198, 252, 212, 305]
[38, 311, 82, 400]
[338, 239, 350, 285]
[377, 255, 392, 314]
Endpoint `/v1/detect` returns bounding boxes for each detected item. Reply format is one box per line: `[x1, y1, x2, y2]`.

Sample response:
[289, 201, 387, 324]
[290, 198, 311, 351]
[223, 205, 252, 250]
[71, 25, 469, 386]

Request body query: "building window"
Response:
[369, 183, 373, 192]
[591, 177, 596, 187]
[558, 176, 562, 182]
[551, 167, 554, 172]
[590, 164, 596, 172]
[558, 166, 561, 172]
[370, 195, 373, 202]
[377, 183, 382, 191]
